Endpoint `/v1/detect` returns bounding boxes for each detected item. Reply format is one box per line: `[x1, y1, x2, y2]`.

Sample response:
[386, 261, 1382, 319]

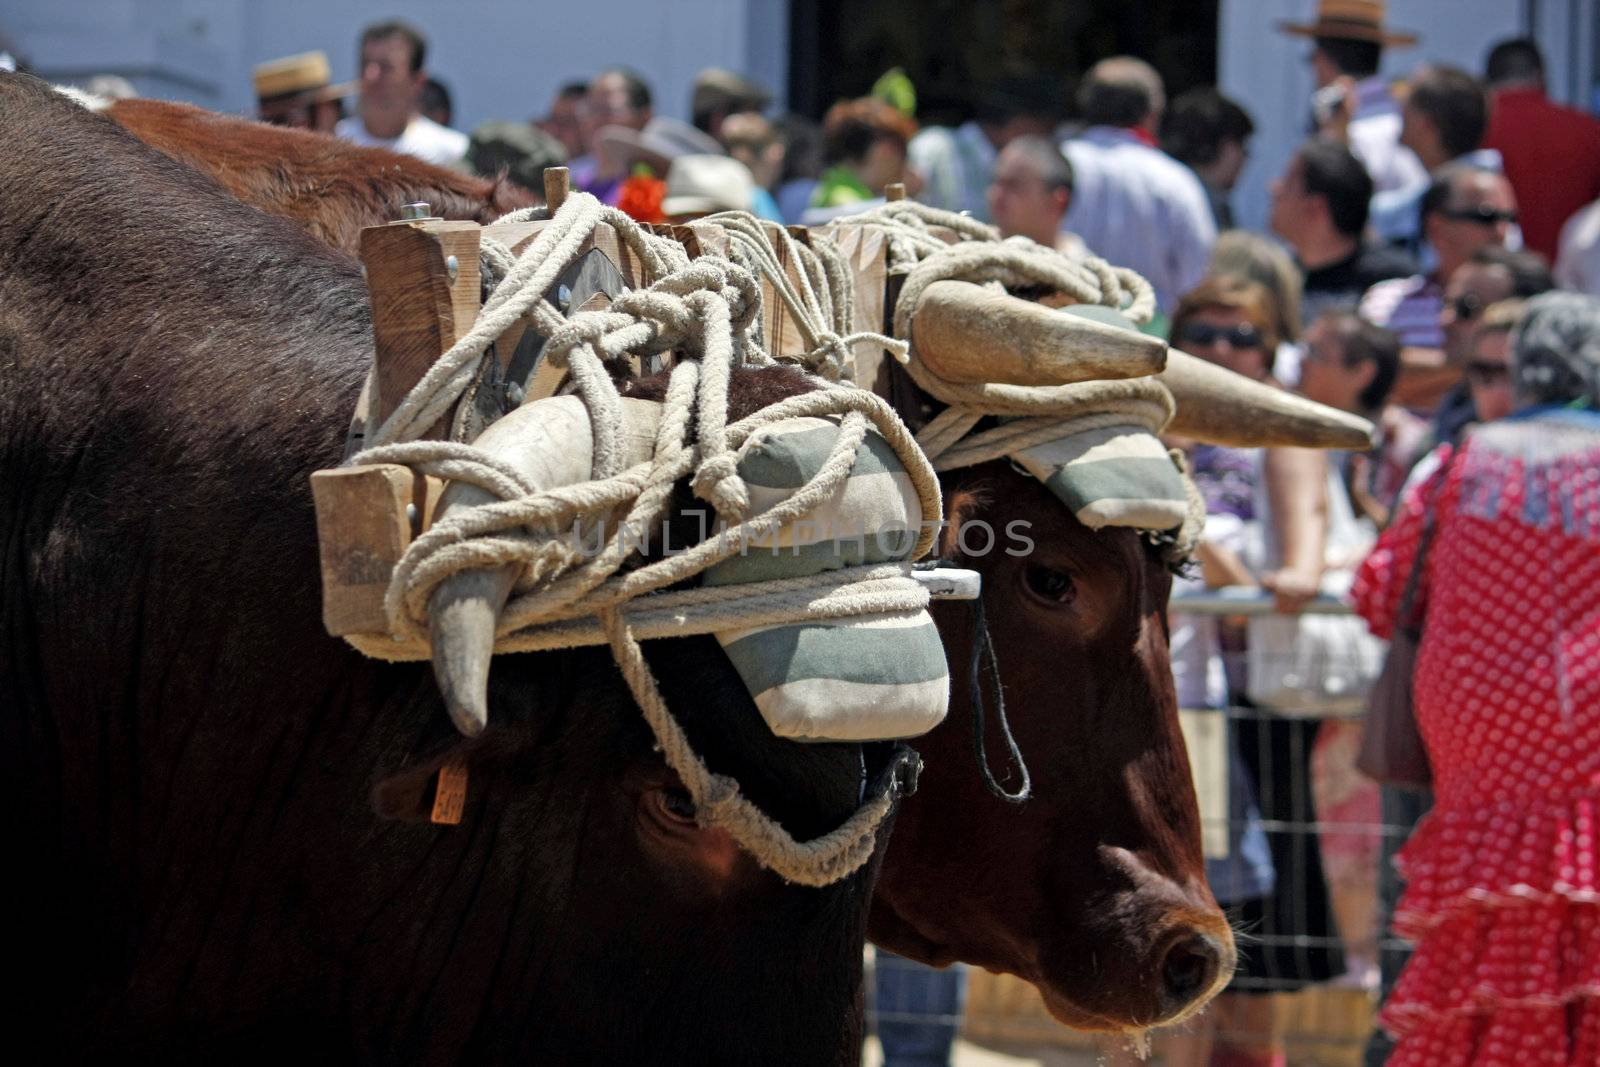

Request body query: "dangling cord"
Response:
[966, 580, 1032, 803]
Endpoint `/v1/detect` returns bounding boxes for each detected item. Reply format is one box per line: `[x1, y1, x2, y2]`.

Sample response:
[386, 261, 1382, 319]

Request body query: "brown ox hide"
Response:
[84, 91, 1233, 1030]
[866, 384, 1235, 1030]
[104, 97, 536, 255]
[0, 72, 883, 1065]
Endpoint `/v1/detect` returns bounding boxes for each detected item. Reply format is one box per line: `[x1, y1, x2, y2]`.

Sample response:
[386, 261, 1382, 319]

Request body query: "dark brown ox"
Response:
[0, 72, 892, 1064]
[103, 96, 536, 255]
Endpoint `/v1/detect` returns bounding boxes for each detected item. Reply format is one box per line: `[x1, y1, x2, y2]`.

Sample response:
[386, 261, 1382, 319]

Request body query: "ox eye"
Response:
[658, 787, 697, 822]
[1023, 565, 1077, 605]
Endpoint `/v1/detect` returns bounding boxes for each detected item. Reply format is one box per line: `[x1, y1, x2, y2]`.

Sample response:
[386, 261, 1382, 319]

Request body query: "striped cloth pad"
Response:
[705, 417, 950, 742]
[1007, 302, 1189, 533]
[1010, 421, 1189, 533]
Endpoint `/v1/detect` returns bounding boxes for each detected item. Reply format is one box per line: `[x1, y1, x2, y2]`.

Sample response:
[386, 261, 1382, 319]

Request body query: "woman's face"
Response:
[1174, 307, 1270, 381]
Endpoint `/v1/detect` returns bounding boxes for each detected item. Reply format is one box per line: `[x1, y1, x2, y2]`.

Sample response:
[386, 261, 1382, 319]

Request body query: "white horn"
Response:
[909, 280, 1167, 386]
[427, 396, 660, 735]
[1159, 349, 1377, 450]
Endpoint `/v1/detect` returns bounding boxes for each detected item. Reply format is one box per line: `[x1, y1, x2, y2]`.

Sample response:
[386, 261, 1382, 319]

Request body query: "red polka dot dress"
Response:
[1353, 413, 1600, 1067]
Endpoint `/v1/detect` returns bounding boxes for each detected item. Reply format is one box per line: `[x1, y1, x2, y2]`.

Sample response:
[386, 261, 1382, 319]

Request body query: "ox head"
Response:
[364, 365, 915, 1061]
[868, 281, 1372, 1031]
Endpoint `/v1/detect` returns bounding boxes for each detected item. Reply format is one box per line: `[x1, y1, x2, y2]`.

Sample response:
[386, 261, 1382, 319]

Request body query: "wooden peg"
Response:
[359, 218, 482, 436]
[544, 166, 570, 213]
[885, 182, 906, 202]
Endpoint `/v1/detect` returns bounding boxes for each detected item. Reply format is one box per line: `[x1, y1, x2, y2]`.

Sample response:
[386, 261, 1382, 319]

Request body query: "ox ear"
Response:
[909, 281, 1167, 386]
[1159, 349, 1376, 450]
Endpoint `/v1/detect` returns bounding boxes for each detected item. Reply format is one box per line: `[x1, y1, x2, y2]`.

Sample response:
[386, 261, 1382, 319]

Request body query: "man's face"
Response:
[1399, 102, 1435, 161]
[1309, 47, 1341, 89]
[1212, 138, 1249, 190]
[1268, 156, 1311, 244]
[584, 73, 647, 143]
[1297, 316, 1375, 413]
[540, 93, 586, 158]
[358, 33, 421, 114]
[1427, 171, 1517, 280]
[1466, 328, 1515, 422]
[1441, 262, 1514, 366]
[986, 146, 1067, 241]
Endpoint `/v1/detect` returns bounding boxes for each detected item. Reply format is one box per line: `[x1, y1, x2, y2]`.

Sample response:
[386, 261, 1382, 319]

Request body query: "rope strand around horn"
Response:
[347, 191, 944, 886]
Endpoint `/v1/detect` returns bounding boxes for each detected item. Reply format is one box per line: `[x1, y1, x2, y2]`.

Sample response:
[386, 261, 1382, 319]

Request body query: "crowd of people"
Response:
[51, 3, 1600, 1065]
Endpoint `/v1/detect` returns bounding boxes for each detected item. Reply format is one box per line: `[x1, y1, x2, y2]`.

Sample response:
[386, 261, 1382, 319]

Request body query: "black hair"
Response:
[1077, 58, 1163, 128]
[1298, 139, 1373, 237]
[1468, 245, 1556, 299]
[420, 77, 452, 125]
[1420, 161, 1496, 223]
[1322, 312, 1401, 412]
[1314, 36, 1382, 79]
[1485, 37, 1544, 86]
[1407, 65, 1488, 159]
[360, 20, 427, 73]
[597, 67, 652, 112]
[557, 80, 589, 100]
[1160, 88, 1255, 167]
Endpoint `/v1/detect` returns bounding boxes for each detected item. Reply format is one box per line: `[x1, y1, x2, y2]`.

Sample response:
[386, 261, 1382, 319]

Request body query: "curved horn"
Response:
[426, 396, 660, 736]
[910, 280, 1167, 386]
[1159, 349, 1376, 449]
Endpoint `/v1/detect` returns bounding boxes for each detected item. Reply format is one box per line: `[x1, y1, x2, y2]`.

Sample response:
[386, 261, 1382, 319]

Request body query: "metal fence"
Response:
[865, 590, 1411, 1067]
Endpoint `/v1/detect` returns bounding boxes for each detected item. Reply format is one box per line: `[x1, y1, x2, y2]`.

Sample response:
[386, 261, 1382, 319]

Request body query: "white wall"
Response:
[7, 0, 789, 129]
[1218, 0, 1533, 234]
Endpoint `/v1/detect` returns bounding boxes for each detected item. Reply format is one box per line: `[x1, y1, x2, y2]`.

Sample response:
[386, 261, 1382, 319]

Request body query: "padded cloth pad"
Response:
[1010, 423, 1189, 532]
[704, 416, 950, 741]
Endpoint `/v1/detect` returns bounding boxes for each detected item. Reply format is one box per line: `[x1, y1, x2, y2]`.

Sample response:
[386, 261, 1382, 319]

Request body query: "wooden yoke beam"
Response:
[359, 212, 483, 437]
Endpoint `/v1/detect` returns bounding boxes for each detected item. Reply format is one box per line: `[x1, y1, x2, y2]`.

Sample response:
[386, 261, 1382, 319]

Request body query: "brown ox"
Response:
[94, 96, 1369, 1032]
[103, 97, 535, 255]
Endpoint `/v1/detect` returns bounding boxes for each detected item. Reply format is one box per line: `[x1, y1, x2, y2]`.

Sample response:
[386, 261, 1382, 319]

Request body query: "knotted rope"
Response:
[348, 192, 943, 885]
[697, 210, 909, 381]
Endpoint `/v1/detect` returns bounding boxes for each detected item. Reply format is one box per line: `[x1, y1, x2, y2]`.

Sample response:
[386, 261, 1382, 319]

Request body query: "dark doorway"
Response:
[789, 0, 1220, 124]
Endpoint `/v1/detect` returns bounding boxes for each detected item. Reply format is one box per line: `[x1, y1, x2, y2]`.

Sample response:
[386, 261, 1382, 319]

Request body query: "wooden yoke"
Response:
[359, 211, 483, 437]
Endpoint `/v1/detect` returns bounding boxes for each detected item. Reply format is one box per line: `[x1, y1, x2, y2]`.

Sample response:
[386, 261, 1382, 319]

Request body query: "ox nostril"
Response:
[1160, 932, 1222, 1010]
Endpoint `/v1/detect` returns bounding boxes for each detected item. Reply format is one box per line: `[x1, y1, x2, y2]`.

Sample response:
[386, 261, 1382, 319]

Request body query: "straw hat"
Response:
[252, 52, 354, 116]
[1278, 0, 1418, 47]
[662, 155, 756, 217]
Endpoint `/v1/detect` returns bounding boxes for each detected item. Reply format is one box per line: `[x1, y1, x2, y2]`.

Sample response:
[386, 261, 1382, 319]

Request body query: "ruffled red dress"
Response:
[1353, 413, 1600, 1067]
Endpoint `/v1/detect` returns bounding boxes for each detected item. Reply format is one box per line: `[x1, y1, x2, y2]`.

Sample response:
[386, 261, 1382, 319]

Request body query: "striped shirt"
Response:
[1359, 274, 1444, 350]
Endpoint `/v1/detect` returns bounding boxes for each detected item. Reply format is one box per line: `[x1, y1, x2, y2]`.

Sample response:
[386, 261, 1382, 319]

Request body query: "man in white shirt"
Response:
[334, 20, 467, 168]
[1060, 57, 1216, 314]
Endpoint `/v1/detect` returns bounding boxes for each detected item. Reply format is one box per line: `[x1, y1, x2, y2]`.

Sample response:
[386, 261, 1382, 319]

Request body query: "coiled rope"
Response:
[348, 192, 944, 885]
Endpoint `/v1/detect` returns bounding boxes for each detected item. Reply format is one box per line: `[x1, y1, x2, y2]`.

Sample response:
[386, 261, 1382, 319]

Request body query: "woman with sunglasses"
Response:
[1162, 276, 1344, 1067]
[1353, 292, 1600, 1067]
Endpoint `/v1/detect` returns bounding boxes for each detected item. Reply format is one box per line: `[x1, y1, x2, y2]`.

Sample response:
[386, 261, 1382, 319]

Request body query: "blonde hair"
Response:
[1208, 230, 1303, 342]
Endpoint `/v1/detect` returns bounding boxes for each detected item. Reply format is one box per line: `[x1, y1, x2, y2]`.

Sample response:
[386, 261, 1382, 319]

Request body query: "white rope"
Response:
[347, 192, 944, 884]
[697, 210, 909, 382]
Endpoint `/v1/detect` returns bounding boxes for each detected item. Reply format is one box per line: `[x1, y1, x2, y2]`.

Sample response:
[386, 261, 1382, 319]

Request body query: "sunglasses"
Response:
[1451, 293, 1487, 322]
[1438, 204, 1519, 226]
[1465, 360, 1511, 386]
[1178, 322, 1263, 349]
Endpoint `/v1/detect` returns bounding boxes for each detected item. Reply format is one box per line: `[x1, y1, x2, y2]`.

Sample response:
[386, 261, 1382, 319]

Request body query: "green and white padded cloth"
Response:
[705, 416, 949, 742]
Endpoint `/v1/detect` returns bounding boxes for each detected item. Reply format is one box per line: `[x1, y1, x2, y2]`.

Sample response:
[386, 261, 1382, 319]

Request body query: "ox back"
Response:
[105, 97, 536, 255]
[0, 72, 876, 1065]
